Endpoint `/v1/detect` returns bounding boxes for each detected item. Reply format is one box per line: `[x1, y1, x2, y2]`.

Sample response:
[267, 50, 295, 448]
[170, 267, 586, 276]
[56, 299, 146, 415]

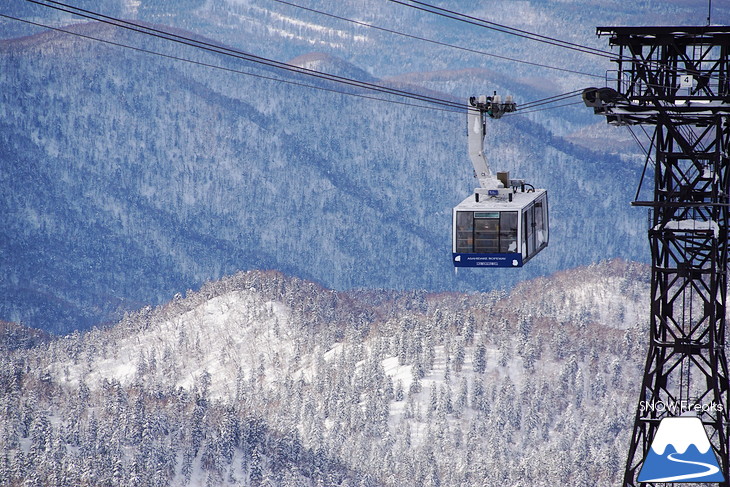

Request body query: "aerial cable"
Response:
[21, 0, 467, 111]
[20, 0, 589, 115]
[398, 0, 617, 58]
[628, 125, 656, 203]
[385, 0, 725, 83]
[384, 0, 616, 59]
[516, 89, 585, 110]
[12, 0, 593, 115]
[508, 100, 585, 116]
[0, 13, 464, 114]
[268, 0, 603, 79]
[25, 0, 464, 109]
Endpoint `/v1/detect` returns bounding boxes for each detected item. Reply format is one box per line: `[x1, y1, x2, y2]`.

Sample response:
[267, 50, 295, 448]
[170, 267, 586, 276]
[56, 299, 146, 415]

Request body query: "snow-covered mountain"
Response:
[2, 1, 729, 334]
[0, 260, 650, 486]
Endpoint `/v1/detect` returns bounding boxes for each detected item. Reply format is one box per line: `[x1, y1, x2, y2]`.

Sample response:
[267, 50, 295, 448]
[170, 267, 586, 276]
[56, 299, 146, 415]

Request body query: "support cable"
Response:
[629, 125, 657, 203]
[516, 89, 585, 110]
[387, 0, 728, 83]
[0, 13, 467, 113]
[384, 0, 615, 59]
[20, 0, 467, 111]
[269, 0, 604, 79]
[12, 0, 593, 116]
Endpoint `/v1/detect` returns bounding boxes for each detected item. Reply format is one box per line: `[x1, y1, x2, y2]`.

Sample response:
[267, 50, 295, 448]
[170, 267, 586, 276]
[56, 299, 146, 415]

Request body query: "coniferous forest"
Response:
[1, 261, 649, 486]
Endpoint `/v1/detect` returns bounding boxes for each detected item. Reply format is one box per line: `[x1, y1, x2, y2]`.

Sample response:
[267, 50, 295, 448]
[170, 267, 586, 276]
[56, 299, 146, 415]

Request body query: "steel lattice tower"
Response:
[584, 26, 730, 486]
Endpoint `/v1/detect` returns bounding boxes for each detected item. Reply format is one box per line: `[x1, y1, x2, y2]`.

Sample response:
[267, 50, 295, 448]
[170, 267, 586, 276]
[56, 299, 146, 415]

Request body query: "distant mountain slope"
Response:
[2, 261, 650, 486]
[0, 20, 650, 333]
[508, 258, 650, 329]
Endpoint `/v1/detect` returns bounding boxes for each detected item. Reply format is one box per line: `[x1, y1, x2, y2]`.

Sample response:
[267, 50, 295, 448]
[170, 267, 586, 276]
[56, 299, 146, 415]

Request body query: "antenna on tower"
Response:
[708, 0, 713, 25]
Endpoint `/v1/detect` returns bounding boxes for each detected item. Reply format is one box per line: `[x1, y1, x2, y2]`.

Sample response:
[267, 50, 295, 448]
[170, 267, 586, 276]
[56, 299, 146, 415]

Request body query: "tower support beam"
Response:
[584, 26, 730, 486]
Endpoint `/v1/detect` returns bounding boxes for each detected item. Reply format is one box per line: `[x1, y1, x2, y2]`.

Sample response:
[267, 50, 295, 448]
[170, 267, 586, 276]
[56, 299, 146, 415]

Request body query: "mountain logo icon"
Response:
[638, 416, 725, 483]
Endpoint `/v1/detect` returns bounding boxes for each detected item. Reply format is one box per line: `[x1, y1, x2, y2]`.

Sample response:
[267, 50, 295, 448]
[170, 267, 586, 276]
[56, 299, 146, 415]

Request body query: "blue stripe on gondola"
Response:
[452, 253, 523, 267]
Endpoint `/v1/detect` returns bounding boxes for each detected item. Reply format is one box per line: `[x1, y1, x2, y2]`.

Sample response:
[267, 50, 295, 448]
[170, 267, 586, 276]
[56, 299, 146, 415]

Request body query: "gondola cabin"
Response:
[453, 94, 549, 268]
[452, 184, 548, 268]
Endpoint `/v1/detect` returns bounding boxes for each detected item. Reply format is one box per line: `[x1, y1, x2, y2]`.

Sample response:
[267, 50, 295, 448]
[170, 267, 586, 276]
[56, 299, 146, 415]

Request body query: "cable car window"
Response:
[474, 216, 499, 253]
[535, 195, 548, 250]
[524, 206, 534, 258]
[500, 212, 518, 252]
[455, 211, 474, 253]
[456, 210, 518, 254]
[535, 200, 546, 248]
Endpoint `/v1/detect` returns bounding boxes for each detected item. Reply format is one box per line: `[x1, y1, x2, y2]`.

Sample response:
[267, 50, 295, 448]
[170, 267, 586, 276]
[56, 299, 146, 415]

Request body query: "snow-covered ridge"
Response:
[8, 263, 650, 486]
[48, 260, 650, 400]
[507, 258, 650, 329]
[52, 288, 296, 400]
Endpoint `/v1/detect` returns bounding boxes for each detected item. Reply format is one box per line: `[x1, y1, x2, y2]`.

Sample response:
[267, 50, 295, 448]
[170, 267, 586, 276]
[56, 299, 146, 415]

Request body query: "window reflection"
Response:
[455, 211, 518, 254]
